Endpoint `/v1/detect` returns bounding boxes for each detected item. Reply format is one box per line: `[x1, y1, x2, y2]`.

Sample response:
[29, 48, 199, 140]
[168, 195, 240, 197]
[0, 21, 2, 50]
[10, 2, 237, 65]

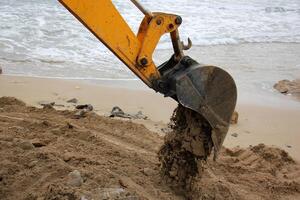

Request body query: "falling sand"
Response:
[158, 105, 213, 195]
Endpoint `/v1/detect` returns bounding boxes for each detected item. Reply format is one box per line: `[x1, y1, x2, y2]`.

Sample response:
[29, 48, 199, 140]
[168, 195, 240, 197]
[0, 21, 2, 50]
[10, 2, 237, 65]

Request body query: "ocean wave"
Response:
[0, 0, 300, 79]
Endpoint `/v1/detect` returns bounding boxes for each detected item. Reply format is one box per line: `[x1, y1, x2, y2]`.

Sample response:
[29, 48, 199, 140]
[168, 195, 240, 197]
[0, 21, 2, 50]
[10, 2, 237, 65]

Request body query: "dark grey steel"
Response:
[155, 56, 237, 149]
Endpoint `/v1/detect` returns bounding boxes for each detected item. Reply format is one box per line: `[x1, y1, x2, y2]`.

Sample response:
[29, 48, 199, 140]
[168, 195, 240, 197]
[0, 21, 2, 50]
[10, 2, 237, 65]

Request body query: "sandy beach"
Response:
[1, 77, 300, 199]
[1, 0, 300, 198]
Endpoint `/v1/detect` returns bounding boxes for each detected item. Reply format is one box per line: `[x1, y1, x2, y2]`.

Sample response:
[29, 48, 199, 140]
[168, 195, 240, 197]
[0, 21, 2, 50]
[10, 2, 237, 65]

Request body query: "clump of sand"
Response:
[158, 105, 213, 195]
[0, 97, 299, 200]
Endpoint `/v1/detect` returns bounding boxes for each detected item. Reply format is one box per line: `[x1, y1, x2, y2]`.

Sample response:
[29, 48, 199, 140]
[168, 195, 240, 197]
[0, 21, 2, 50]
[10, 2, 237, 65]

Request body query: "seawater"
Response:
[0, 0, 299, 82]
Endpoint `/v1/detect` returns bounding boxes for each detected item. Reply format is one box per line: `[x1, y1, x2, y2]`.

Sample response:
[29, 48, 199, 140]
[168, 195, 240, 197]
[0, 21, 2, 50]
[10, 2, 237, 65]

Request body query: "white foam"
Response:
[0, 0, 300, 83]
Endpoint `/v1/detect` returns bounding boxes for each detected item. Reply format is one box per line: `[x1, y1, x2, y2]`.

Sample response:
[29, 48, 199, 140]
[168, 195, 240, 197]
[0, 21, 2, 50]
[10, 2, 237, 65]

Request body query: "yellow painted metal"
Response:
[58, 0, 180, 88]
[137, 13, 179, 66]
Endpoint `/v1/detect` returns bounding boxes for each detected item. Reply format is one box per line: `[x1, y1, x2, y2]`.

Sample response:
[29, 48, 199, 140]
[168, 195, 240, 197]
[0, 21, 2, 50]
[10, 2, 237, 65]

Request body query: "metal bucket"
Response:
[157, 56, 237, 149]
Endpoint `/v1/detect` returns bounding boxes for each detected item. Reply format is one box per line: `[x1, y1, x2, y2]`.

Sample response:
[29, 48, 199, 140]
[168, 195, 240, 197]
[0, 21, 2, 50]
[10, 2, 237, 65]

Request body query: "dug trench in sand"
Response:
[158, 104, 214, 195]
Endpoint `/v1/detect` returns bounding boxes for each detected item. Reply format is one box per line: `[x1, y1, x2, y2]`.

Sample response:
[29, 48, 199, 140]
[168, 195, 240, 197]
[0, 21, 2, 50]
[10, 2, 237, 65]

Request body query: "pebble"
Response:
[43, 104, 55, 110]
[54, 104, 65, 107]
[169, 170, 177, 177]
[67, 98, 78, 103]
[63, 153, 72, 162]
[80, 196, 89, 200]
[74, 110, 87, 119]
[19, 140, 35, 150]
[38, 101, 55, 106]
[142, 168, 155, 176]
[28, 160, 38, 168]
[110, 106, 148, 120]
[76, 104, 93, 111]
[110, 106, 127, 118]
[133, 111, 148, 120]
[31, 139, 46, 148]
[68, 170, 83, 187]
[97, 188, 126, 199]
[231, 133, 238, 137]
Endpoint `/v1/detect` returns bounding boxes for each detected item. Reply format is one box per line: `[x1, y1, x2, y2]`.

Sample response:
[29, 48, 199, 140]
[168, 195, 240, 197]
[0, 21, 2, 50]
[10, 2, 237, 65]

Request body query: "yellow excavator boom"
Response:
[59, 0, 184, 88]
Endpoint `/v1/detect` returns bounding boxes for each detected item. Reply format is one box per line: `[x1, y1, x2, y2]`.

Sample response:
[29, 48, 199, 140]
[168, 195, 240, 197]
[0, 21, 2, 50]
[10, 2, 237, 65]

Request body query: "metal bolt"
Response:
[175, 16, 182, 25]
[156, 19, 162, 25]
[140, 58, 148, 66]
[168, 24, 174, 30]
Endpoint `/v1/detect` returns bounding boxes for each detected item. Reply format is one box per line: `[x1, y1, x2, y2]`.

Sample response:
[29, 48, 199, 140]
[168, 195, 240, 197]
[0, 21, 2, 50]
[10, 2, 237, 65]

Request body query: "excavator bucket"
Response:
[157, 56, 237, 150]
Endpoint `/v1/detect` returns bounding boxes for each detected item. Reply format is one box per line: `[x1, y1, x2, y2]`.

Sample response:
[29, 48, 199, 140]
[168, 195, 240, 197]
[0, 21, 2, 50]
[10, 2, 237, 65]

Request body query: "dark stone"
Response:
[110, 106, 131, 119]
[75, 104, 93, 111]
[67, 98, 78, 103]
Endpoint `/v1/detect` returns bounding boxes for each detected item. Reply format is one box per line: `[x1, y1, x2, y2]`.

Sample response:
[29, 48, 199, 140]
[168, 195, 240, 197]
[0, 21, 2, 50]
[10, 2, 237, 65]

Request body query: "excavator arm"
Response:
[59, 0, 185, 88]
[58, 0, 237, 152]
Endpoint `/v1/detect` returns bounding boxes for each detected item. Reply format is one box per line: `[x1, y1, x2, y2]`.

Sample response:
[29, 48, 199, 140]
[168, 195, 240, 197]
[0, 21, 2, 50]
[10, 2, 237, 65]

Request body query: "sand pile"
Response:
[0, 97, 299, 200]
[190, 144, 300, 199]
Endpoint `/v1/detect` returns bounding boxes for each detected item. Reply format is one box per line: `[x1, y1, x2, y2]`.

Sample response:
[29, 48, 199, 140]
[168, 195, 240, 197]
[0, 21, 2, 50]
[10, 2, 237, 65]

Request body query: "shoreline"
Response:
[3, 42, 300, 107]
[2, 72, 300, 108]
[1, 75, 300, 161]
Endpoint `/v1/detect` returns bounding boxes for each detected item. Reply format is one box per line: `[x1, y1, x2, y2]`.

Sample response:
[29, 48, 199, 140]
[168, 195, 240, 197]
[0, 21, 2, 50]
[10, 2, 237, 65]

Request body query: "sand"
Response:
[1, 73, 300, 199]
[158, 105, 213, 195]
[1, 75, 300, 160]
[0, 97, 299, 200]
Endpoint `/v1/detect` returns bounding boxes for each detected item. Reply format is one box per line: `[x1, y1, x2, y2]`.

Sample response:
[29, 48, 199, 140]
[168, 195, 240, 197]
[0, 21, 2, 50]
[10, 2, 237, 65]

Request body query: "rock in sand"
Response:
[38, 101, 55, 107]
[73, 110, 87, 119]
[67, 98, 78, 103]
[231, 133, 238, 137]
[110, 106, 131, 119]
[68, 170, 83, 187]
[110, 106, 148, 120]
[133, 111, 148, 120]
[73, 104, 94, 119]
[76, 104, 93, 111]
[97, 188, 127, 199]
[19, 140, 35, 150]
[142, 167, 156, 176]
